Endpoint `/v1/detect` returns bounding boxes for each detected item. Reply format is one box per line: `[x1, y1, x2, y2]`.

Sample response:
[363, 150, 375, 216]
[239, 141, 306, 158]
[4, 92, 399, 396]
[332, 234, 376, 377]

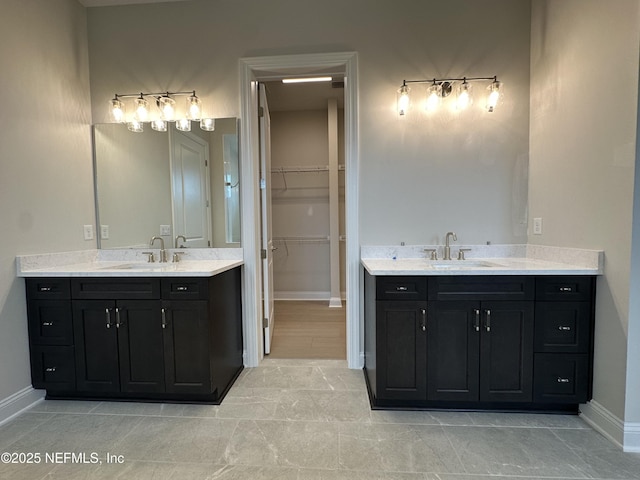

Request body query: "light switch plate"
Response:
[101, 225, 110, 240]
[83, 224, 94, 240]
[160, 224, 172, 236]
[533, 217, 543, 235]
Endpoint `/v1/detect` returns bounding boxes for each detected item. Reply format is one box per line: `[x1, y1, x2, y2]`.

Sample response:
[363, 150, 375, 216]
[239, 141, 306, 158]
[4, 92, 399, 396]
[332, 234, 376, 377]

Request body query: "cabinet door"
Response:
[162, 300, 212, 394]
[479, 301, 534, 403]
[375, 301, 428, 401]
[73, 300, 120, 392]
[117, 300, 165, 393]
[427, 301, 480, 402]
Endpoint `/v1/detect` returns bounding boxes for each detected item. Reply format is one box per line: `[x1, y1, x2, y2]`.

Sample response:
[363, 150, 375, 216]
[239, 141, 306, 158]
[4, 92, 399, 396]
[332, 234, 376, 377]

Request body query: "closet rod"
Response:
[270, 165, 345, 173]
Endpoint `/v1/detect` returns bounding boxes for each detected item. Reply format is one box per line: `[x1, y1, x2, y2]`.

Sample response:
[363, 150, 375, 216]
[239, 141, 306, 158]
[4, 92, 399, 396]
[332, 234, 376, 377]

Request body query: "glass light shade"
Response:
[187, 94, 202, 120]
[127, 120, 143, 132]
[397, 85, 410, 116]
[134, 97, 149, 122]
[200, 118, 215, 131]
[425, 83, 442, 112]
[176, 118, 191, 132]
[158, 96, 176, 121]
[110, 98, 125, 123]
[456, 82, 472, 110]
[151, 119, 167, 132]
[486, 81, 502, 112]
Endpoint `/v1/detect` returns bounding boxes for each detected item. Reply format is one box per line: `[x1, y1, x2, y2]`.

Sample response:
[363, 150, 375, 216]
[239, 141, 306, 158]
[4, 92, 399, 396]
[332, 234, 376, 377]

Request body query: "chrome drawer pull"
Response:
[396, 286, 408, 291]
[45, 367, 57, 372]
[39, 286, 52, 292]
[558, 326, 572, 331]
[161, 308, 167, 329]
[176, 286, 188, 291]
[42, 322, 54, 326]
[420, 308, 426, 332]
[485, 309, 491, 332]
[559, 286, 573, 292]
[105, 308, 112, 329]
[557, 377, 570, 383]
[474, 309, 480, 332]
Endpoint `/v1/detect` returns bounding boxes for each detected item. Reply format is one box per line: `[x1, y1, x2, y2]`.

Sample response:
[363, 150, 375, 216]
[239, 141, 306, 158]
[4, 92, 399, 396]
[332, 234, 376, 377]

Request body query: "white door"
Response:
[259, 83, 275, 354]
[170, 128, 211, 248]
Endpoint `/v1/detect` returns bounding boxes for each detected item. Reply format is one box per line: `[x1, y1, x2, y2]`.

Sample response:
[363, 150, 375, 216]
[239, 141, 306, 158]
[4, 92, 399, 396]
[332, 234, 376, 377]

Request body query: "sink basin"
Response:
[428, 261, 503, 269]
[99, 263, 173, 270]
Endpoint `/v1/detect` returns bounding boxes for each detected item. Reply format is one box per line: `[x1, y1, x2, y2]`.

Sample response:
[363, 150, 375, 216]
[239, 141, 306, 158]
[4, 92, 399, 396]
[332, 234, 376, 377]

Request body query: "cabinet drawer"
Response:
[71, 278, 160, 299]
[533, 354, 589, 404]
[26, 279, 70, 300]
[27, 300, 73, 345]
[428, 276, 534, 301]
[535, 302, 591, 353]
[161, 278, 210, 300]
[376, 276, 427, 301]
[30, 346, 76, 390]
[535, 277, 594, 301]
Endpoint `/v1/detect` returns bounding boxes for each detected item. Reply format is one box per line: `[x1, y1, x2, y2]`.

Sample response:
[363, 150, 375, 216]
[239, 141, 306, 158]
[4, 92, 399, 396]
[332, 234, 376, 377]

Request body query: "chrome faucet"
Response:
[175, 235, 187, 248]
[149, 236, 168, 263]
[443, 231, 457, 260]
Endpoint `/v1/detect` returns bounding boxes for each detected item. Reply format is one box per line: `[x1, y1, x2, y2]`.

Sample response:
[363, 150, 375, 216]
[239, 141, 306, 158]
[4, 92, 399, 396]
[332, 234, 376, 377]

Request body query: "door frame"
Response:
[239, 52, 360, 368]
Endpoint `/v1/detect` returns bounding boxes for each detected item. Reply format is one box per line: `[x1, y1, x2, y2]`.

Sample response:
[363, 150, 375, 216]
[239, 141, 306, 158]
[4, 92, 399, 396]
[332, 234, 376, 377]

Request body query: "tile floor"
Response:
[1, 359, 640, 479]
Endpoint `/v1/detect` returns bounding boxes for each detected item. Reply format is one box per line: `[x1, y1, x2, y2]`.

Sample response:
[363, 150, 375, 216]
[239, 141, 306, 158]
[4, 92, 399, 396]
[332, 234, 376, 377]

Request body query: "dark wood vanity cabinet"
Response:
[25, 267, 243, 404]
[364, 272, 596, 412]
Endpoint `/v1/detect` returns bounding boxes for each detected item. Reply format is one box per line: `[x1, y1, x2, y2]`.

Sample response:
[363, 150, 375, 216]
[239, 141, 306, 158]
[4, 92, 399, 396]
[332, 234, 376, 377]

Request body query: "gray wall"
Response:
[529, 0, 639, 424]
[86, 0, 532, 246]
[0, 0, 94, 402]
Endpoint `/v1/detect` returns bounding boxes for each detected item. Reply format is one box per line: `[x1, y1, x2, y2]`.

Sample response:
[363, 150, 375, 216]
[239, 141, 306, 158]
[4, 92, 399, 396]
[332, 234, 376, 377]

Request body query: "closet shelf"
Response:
[273, 235, 346, 256]
[270, 165, 345, 173]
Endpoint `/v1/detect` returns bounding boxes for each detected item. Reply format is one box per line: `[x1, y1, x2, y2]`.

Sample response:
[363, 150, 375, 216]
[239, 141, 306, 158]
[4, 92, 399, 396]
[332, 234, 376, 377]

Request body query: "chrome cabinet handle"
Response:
[474, 309, 480, 332]
[115, 308, 122, 328]
[105, 308, 112, 329]
[39, 286, 52, 292]
[558, 326, 572, 331]
[161, 308, 167, 329]
[396, 286, 408, 291]
[176, 286, 188, 291]
[42, 322, 54, 327]
[559, 286, 573, 292]
[420, 308, 426, 332]
[485, 309, 491, 332]
[557, 377, 570, 383]
[45, 367, 57, 372]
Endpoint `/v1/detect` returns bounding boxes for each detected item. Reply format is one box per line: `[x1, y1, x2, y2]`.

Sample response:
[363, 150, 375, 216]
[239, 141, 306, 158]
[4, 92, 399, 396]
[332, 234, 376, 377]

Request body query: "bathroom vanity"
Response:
[362, 246, 602, 413]
[18, 251, 243, 404]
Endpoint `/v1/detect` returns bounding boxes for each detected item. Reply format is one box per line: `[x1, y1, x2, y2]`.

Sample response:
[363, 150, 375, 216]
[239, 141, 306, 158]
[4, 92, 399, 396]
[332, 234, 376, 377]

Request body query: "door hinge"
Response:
[258, 106, 265, 118]
[263, 317, 269, 328]
[261, 248, 267, 259]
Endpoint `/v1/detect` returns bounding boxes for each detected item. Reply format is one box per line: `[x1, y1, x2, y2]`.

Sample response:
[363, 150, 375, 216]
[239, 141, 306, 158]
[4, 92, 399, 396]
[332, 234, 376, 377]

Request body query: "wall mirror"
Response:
[93, 118, 240, 249]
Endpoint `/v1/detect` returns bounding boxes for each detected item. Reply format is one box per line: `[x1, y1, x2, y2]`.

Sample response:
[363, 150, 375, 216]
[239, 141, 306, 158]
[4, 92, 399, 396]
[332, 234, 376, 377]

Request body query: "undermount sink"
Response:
[427, 260, 503, 269]
[99, 263, 174, 270]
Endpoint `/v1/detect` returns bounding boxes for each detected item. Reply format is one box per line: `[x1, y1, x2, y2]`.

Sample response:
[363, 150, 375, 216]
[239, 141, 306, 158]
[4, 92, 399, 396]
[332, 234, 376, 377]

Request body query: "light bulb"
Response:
[425, 83, 442, 112]
[397, 84, 410, 116]
[110, 98, 125, 123]
[200, 118, 215, 131]
[486, 80, 502, 112]
[134, 97, 149, 122]
[158, 96, 176, 121]
[187, 94, 202, 120]
[456, 81, 472, 110]
[176, 118, 191, 132]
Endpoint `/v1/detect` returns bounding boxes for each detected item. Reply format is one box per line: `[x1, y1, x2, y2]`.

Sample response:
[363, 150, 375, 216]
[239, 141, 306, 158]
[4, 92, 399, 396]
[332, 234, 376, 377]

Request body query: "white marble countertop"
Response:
[361, 244, 603, 276]
[16, 249, 243, 278]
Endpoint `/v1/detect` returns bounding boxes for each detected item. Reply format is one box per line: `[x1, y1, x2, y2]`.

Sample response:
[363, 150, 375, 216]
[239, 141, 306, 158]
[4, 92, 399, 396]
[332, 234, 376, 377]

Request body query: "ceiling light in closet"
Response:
[282, 76, 333, 84]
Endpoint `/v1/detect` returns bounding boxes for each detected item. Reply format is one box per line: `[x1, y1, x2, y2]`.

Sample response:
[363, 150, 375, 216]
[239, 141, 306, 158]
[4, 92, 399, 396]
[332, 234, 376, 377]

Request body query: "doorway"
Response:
[261, 79, 347, 359]
[239, 52, 359, 368]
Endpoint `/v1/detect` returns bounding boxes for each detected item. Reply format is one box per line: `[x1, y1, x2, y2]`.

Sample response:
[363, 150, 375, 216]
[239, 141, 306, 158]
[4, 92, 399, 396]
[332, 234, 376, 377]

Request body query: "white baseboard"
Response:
[580, 400, 640, 452]
[0, 387, 45, 427]
[274, 291, 346, 302]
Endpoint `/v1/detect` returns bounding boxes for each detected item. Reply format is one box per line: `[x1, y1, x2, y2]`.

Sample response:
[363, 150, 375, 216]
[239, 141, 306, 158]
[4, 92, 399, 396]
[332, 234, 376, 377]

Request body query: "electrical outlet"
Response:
[160, 224, 172, 236]
[83, 224, 94, 241]
[101, 225, 110, 240]
[533, 217, 543, 235]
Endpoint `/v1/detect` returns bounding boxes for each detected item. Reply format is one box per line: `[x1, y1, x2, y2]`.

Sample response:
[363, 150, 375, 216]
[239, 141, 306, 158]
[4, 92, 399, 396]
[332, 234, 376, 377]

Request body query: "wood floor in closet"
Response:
[269, 301, 346, 359]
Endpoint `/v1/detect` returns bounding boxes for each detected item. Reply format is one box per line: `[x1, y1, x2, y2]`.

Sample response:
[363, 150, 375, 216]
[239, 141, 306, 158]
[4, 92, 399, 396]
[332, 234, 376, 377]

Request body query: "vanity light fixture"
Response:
[397, 76, 502, 116]
[109, 90, 215, 133]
